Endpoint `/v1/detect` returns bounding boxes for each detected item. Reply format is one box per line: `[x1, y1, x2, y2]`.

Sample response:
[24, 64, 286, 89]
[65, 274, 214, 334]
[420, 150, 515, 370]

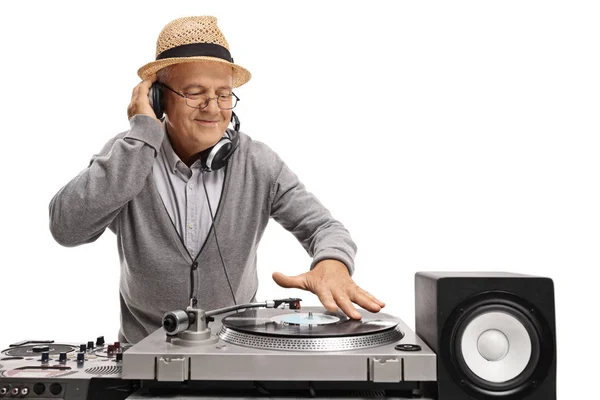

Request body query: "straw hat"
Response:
[137, 16, 251, 88]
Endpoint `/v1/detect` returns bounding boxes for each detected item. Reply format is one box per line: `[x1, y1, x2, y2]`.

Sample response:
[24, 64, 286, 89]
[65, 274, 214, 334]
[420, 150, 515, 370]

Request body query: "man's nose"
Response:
[202, 97, 220, 114]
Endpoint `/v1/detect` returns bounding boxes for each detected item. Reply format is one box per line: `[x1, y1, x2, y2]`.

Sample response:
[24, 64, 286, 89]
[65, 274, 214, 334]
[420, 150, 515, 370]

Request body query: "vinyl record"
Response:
[3, 344, 77, 357]
[221, 308, 400, 337]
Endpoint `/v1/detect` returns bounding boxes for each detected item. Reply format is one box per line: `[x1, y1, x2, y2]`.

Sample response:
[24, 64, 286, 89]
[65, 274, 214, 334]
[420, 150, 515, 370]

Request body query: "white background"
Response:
[0, 0, 598, 397]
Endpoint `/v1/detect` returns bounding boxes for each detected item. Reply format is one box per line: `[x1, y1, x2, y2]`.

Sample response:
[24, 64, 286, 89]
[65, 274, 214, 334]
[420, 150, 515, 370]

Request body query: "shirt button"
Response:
[188, 224, 193, 229]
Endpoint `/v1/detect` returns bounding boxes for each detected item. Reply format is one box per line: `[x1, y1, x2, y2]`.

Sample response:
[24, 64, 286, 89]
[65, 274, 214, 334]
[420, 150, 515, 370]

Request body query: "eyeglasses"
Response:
[158, 82, 239, 110]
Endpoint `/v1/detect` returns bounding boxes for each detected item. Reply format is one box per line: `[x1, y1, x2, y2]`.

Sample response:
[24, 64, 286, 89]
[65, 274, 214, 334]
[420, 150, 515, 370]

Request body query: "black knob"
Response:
[79, 344, 87, 352]
[116, 352, 123, 362]
[49, 383, 62, 395]
[77, 352, 85, 364]
[33, 383, 45, 395]
[41, 351, 50, 363]
[96, 336, 105, 346]
[59, 352, 67, 362]
[87, 341, 94, 350]
[32, 345, 50, 353]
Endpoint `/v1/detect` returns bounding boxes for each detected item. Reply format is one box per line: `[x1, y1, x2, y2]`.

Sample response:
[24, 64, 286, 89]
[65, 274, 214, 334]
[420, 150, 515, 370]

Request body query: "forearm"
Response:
[270, 163, 357, 275]
[49, 115, 163, 246]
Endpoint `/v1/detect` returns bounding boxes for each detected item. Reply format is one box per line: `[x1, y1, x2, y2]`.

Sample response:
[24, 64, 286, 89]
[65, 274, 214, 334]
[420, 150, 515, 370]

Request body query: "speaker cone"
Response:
[441, 291, 553, 398]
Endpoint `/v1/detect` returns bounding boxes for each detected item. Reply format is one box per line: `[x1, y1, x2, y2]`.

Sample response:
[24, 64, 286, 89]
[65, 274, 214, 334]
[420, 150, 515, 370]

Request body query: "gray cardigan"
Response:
[49, 115, 357, 344]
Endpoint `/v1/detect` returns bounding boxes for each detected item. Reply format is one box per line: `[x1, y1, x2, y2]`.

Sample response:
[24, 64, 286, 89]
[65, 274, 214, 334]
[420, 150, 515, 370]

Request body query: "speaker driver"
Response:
[442, 291, 551, 397]
[458, 307, 537, 384]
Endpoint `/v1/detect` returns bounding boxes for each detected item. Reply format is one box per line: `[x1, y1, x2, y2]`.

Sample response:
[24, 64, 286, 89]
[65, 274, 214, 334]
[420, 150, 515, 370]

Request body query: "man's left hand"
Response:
[272, 259, 385, 319]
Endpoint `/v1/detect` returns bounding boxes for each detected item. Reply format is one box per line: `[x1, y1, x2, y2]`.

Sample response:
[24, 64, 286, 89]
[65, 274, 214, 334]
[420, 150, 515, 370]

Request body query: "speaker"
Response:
[415, 272, 556, 399]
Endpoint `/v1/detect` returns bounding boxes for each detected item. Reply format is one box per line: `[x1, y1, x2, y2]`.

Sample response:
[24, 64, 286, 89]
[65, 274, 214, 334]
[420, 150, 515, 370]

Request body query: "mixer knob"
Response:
[77, 352, 85, 364]
[87, 341, 94, 351]
[115, 352, 123, 362]
[107, 344, 115, 355]
[79, 344, 87, 352]
[96, 336, 105, 346]
[59, 352, 67, 363]
[32, 345, 50, 353]
[41, 351, 50, 363]
[113, 341, 121, 351]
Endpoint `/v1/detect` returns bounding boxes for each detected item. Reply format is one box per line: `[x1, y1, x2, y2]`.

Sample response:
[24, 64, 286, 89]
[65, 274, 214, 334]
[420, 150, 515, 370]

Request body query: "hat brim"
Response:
[137, 56, 251, 88]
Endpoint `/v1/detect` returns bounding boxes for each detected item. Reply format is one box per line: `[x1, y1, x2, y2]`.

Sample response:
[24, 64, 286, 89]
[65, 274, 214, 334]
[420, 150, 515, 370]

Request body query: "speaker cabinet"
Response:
[415, 272, 556, 399]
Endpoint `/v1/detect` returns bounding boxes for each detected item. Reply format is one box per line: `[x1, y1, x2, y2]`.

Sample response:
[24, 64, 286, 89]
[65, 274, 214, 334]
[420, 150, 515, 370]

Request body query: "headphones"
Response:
[149, 82, 240, 172]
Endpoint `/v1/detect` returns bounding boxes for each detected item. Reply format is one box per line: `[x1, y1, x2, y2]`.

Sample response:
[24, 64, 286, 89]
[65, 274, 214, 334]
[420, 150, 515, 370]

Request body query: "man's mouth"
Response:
[195, 119, 219, 126]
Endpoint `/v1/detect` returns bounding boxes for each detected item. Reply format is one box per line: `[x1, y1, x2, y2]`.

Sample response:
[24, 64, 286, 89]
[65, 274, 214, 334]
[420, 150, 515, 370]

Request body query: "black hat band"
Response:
[156, 42, 233, 63]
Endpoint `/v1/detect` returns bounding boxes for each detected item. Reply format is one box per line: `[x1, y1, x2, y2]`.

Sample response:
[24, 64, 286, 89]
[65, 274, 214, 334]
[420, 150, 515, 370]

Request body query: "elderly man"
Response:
[49, 16, 384, 344]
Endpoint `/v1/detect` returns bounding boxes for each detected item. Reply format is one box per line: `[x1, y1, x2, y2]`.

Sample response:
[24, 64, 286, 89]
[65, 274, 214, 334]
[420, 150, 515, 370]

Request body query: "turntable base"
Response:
[123, 307, 436, 383]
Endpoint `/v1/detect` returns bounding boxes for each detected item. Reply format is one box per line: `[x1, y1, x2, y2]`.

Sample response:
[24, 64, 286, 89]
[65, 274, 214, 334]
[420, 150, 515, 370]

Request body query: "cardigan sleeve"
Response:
[269, 156, 357, 275]
[49, 115, 164, 247]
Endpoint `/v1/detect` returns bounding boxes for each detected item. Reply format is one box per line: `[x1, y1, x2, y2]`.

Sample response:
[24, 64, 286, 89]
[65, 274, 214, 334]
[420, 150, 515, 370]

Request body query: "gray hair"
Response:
[156, 65, 175, 83]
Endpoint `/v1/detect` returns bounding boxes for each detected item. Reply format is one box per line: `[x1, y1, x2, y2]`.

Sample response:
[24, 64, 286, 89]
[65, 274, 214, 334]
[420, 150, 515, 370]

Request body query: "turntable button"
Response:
[394, 344, 422, 352]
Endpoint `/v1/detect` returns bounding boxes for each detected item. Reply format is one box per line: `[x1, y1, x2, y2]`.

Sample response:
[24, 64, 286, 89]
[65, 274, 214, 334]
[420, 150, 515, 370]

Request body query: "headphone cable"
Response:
[201, 170, 238, 306]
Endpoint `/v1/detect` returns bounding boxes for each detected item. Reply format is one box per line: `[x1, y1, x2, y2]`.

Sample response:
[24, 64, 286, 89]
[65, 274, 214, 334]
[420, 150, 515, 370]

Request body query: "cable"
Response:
[201, 170, 237, 305]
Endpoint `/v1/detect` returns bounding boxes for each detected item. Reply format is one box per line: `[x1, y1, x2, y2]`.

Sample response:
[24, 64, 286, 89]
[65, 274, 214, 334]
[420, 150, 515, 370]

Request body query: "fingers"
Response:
[324, 284, 385, 319]
[315, 290, 338, 313]
[351, 290, 382, 313]
[361, 289, 386, 308]
[332, 291, 362, 319]
[272, 272, 307, 290]
[138, 73, 157, 92]
[127, 74, 159, 121]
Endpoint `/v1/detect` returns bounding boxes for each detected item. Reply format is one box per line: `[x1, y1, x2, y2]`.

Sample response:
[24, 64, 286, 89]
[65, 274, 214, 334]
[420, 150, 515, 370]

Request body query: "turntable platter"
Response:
[218, 308, 404, 351]
[222, 308, 400, 337]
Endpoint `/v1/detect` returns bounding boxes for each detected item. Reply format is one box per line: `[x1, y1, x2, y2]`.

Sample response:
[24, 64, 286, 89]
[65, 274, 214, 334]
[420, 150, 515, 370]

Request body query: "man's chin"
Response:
[192, 135, 224, 153]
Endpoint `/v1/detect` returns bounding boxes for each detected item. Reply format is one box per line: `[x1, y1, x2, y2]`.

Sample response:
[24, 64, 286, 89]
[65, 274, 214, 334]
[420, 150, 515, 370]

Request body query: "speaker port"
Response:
[33, 383, 45, 395]
[49, 383, 62, 395]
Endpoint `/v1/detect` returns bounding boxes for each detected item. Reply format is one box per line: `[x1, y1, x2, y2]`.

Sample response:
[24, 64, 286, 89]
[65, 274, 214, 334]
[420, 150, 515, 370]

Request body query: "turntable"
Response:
[125, 298, 435, 383]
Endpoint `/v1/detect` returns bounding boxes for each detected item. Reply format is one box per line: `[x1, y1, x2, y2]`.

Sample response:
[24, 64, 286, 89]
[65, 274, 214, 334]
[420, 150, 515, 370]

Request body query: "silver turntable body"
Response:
[123, 306, 437, 384]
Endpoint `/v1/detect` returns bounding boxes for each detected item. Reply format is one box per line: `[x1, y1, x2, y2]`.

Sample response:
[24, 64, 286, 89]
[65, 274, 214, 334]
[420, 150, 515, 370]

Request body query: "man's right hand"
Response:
[127, 74, 160, 123]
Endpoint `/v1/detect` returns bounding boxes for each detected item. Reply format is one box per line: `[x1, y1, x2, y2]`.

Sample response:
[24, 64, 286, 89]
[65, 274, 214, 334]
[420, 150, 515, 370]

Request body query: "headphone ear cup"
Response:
[200, 114, 241, 172]
[149, 82, 164, 119]
[230, 111, 240, 132]
[201, 138, 232, 172]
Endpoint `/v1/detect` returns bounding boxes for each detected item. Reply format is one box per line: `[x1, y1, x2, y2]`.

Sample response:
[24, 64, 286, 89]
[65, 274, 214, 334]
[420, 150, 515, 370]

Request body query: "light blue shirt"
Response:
[152, 125, 225, 259]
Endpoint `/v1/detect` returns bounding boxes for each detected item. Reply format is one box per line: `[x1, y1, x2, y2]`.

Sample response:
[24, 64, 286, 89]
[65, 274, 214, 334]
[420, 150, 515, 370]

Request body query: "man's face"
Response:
[162, 61, 234, 155]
